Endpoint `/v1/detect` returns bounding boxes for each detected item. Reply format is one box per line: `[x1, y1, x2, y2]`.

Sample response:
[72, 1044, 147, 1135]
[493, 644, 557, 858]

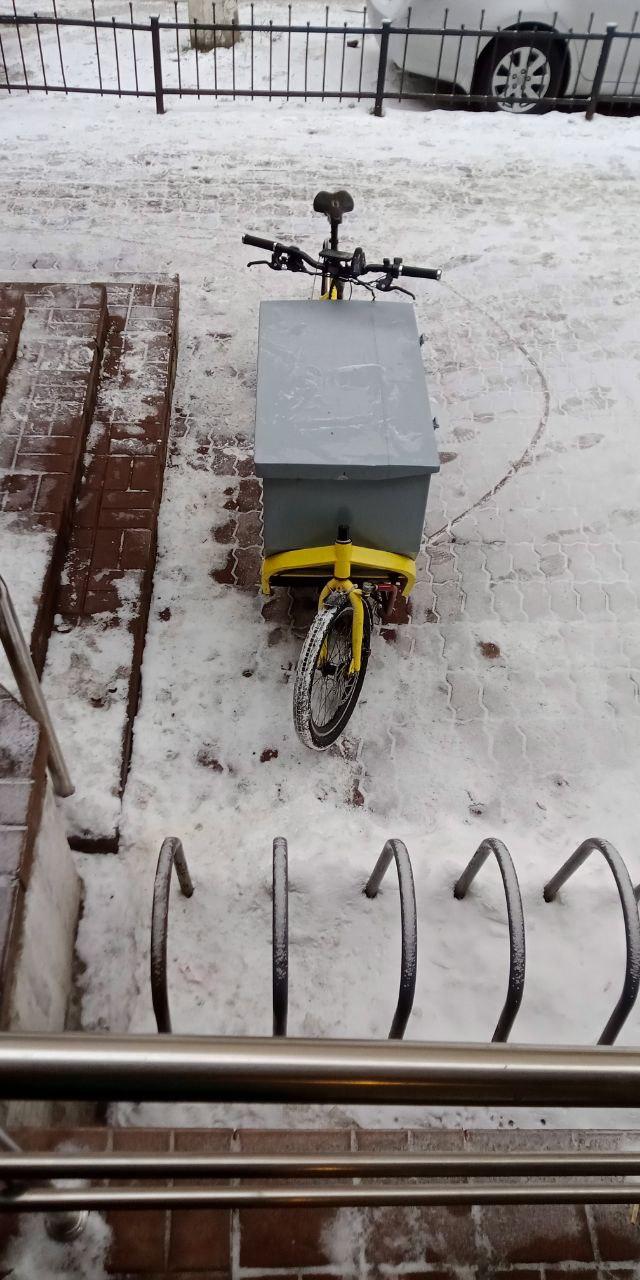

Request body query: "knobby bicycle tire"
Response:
[293, 596, 371, 750]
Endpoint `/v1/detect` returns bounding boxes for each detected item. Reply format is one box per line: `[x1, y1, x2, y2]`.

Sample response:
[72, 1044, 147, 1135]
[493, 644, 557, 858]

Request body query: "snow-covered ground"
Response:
[2, 22, 640, 1131]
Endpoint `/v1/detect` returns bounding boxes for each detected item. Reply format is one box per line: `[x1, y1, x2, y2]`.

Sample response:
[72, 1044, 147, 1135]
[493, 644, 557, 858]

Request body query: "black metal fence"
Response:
[1, 5, 639, 117]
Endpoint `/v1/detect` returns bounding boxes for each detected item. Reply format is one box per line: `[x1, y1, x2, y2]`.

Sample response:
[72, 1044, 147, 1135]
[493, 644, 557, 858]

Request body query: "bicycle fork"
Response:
[318, 530, 365, 676]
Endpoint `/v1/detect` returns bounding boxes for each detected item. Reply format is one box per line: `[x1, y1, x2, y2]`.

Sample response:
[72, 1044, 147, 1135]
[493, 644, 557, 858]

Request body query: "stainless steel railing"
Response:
[4, 1181, 640, 1212]
[0, 1034, 639, 1215]
[4, 1149, 640, 1180]
[0, 575, 73, 797]
[0, 1033, 639, 1105]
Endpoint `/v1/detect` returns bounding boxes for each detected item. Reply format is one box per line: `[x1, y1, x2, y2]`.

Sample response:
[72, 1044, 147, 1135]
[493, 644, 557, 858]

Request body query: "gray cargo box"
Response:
[254, 299, 439, 559]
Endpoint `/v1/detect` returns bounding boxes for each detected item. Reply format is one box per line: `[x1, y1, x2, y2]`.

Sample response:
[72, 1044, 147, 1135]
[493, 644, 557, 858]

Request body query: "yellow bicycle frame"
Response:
[261, 541, 416, 674]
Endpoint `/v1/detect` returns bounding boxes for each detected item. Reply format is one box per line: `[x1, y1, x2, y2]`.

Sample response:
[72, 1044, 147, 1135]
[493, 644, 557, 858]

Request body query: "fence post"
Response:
[586, 22, 616, 120]
[150, 15, 165, 114]
[374, 19, 390, 116]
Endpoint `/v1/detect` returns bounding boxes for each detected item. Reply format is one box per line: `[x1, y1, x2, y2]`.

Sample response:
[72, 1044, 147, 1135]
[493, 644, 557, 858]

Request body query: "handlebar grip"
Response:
[400, 265, 442, 281]
[243, 233, 276, 251]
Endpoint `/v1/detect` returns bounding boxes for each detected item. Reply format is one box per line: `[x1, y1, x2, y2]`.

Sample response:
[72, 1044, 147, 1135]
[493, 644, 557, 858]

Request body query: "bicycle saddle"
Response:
[313, 189, 354, 223]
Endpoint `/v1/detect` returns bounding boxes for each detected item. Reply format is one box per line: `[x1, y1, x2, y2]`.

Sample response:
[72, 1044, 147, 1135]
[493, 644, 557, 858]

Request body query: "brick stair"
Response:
[0, 283, 108, 675]
[0, 277, 178, 852]
[0, 288, 25, 404]
[41, 279, 179, 850]
[0, 689, 47, 1028]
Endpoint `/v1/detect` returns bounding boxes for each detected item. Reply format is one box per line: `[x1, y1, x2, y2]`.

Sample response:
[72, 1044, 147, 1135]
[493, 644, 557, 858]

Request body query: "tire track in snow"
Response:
[427, 280, 552, 544]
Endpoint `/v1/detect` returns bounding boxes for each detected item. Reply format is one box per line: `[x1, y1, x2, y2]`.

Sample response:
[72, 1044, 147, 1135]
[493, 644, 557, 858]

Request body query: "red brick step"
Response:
[0, 284, 108, 676]
[0, 288, 25, 405]
[41, 278, 179, 851]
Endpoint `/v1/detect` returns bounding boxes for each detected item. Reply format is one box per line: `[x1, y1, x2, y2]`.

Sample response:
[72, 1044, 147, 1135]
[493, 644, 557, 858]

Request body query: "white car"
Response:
[367, 1, 640, 111]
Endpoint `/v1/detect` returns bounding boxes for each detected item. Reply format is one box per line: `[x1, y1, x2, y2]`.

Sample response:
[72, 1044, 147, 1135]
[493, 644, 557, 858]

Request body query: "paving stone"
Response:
[589, 1203, 640, 1262]
[475, 1204, 594, 1265]
[365, 1203, 478, 1267]
[168, 1210, 230, 1272]
[107, 1128, 172, 1274]
[238, 1207, 341, 1269]
[239, 1129, 351, 1155]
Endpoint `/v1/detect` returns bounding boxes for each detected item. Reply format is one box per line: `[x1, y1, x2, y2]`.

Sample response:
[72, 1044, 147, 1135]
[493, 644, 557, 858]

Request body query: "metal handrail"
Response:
[364, 839, 417, 1040]
[453, 838, 526, 1043]
[0, 575, 73, 797]
[150, 838, 194, 1034]
[543, 838, 640, 1045]
[4, 1149, 640, 1179]
[272, 837, 288, 1037]
[0, 1034, 639, 1104]
[4, 1181, 640, 1212]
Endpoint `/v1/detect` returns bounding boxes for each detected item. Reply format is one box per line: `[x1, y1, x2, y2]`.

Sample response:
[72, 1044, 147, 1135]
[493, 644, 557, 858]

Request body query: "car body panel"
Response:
[367, 1, 640, 97]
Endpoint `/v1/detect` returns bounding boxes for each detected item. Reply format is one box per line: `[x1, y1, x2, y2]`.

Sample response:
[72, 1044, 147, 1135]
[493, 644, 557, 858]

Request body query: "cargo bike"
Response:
[243, 191, 442, 750]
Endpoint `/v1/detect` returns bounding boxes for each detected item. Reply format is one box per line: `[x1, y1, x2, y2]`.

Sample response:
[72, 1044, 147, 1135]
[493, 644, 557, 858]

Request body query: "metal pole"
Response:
[150, 15, 165, 114]
[374, 19, 390, 116]
[151, 838, 194, 1034]
[365, 839, 417, 1040]
[454, 838, 526, 1044]
[0, 576, 73, 797]
[4, 1181, 640, 1212]
[0, 1034, 640, 1106]
[586, 23, 616, 120]
[2, 1150, 640, 1180]
[543, 838, 640, 1045]
[272, 837, 288, 1037]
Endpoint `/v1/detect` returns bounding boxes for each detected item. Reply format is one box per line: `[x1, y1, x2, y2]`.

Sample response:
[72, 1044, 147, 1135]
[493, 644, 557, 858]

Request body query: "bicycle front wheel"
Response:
[293, 595, 371, 750]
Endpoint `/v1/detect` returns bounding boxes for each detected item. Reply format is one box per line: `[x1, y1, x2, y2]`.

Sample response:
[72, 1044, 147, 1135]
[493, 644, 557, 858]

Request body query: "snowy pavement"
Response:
[2, 75, 640, 1130]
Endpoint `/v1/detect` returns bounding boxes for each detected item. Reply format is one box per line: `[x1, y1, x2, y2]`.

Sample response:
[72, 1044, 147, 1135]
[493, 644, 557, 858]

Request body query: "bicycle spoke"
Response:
[309, 610, 355, 731]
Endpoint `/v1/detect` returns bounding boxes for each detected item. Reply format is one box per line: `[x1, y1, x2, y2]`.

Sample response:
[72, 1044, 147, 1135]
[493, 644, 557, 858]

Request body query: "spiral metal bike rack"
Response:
[454, 838, 526, 1044]
[150, 838, 195, 1034]
[272, 837, 289, 1037]
[364, 839, 417, 1040]
[543, 838, 640, 1045]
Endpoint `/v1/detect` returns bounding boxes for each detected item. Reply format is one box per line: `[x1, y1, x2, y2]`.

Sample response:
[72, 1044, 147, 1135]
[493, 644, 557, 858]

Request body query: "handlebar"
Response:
[242, 234, 441, 286]
[243, 233, 276, 251]
[367, 262, 442, 282]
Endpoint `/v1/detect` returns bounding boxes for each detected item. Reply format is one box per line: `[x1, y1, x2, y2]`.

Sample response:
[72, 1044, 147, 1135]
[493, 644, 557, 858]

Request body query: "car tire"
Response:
[472, 31, 566, 114]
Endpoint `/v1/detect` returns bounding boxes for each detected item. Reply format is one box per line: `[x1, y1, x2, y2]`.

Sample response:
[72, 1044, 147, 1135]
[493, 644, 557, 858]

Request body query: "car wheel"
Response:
[472, 31, 565, 114]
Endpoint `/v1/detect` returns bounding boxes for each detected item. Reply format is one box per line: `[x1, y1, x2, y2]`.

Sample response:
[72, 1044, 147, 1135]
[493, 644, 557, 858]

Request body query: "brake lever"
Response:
[377, 281, 416, 302]
[374, 272, 416, 302]
[248, 248, 297, 273]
